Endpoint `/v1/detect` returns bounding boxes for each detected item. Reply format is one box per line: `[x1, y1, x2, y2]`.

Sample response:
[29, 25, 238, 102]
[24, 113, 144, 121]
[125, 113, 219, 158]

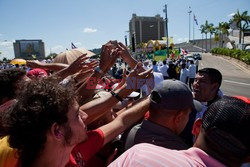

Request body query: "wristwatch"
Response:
[95, 66, 104, 76]
[110, 90, 123, 102]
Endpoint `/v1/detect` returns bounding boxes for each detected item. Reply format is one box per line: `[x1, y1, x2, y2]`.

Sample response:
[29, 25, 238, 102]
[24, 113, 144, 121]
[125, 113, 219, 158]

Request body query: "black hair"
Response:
[198, 68, 222, 87]
[0, 68, 27, 104]
[2, 78, 76, 167]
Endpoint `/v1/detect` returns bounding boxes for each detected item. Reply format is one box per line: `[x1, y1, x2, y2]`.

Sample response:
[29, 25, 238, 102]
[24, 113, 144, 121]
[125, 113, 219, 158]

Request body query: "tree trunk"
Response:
[202, 34, 204, 53]
[205, 33, 208, 52]
[239, 26, 242, 44]
[243, 33, 245, 44]
[221, 34, 224, 48]
[220, 33, 222, 48]
[210, 34, 212, 51]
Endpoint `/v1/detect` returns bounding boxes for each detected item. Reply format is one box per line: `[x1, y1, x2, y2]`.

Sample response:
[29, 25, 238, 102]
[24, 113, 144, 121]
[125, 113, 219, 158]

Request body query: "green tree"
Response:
[230, 10, 250, 44]
[200, 24, 206, 52]
[201, 20, 211, 52]
[242, 19, 250, 44]
[218, 22, 230, 48]
[3, 57, 7, 62]
[208, 23, 215, 51]
[46, 53, 58, 60]
[214, 27, 220, 48]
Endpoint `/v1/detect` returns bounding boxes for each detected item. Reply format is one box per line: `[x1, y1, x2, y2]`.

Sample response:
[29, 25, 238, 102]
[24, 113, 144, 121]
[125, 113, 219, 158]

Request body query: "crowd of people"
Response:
[0, 41, 249, 167]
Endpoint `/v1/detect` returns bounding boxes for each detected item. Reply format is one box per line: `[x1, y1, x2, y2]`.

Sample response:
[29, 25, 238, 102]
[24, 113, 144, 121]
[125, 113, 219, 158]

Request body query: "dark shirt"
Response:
[129, 120, 189, 150]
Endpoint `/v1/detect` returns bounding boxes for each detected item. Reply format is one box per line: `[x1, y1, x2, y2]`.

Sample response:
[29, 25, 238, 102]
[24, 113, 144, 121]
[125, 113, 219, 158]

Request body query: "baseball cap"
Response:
[202, 96, 250, 156]
[150, 79, 202, 112]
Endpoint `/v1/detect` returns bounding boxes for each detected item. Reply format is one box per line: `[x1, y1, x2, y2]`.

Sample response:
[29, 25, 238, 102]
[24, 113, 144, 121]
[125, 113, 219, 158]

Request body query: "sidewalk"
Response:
[211, 53, 250, 73]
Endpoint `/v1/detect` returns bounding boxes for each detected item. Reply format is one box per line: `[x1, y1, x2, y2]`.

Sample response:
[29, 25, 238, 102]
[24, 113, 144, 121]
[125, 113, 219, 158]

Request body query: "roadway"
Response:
[198, 53, 250, 97]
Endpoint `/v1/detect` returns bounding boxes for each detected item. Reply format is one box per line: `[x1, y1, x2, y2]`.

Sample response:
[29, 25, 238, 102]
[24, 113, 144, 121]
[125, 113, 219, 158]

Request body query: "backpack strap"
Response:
[124, 123, 141, 151]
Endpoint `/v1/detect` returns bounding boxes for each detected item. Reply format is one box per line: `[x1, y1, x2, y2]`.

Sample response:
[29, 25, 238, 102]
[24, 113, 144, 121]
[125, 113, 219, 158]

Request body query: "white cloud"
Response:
[51, 45, 64, 53]
[176, 37, 189, 43]
[74, 42, 82, 47]
[83, 27, 97, 33]
[228, 13, 235, 17]
[0, 41, 13, 47]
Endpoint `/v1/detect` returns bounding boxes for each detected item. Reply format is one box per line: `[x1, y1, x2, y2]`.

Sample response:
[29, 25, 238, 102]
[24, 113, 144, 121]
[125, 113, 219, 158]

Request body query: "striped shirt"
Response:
[109, 143, 225, 167]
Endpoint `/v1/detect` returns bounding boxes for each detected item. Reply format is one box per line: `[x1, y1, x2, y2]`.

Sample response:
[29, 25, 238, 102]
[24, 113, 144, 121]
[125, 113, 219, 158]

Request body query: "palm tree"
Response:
[200, 25, 206, 53]
[208, 23, 215, 51]
[230, 10, 250, 44]
[202, 20, 210, 52]
[214, 27, 220, 48]
[218, 22, 230, 48]
[242, 19, 250, 44]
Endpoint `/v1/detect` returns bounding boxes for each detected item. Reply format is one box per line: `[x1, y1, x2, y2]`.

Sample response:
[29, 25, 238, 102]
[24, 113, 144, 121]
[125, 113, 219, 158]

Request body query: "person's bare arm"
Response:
[82, 63, 153, 125]
[26, 60, 68, 71]
[99, 97, 150, 146]
[77, 41, 119, 102]
[117, 42, 138, 69]
[53, 54, 98, 80]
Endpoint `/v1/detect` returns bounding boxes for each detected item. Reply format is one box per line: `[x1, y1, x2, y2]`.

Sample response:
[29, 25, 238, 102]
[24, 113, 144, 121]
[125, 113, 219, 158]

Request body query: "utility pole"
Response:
[163, 4, 169, 57]
[188, 6, 192, 42]
[124, 35, 128, 46]
[193, 14, 195, 40]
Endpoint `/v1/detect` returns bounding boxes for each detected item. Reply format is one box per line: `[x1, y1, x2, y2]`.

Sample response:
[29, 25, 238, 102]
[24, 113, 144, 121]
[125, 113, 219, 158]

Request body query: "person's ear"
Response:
[192, 118, 202, 137]
[51, 123, 64, 140]
[173, 111, 184, 124]
[211, 83, 219, 93]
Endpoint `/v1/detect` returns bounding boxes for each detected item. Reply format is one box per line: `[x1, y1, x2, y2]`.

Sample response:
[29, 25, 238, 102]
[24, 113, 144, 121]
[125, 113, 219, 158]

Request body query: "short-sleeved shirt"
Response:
[0, 136, 18, 167]
[66, 128, 104, 167]
[109, 143, 226, 167]
[128, 120, 188, 150]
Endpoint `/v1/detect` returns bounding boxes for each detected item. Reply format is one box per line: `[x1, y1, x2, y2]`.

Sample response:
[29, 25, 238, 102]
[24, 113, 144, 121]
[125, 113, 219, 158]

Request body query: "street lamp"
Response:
[163, 4, 169, 57]
[188, 6, 192, 42]
[124, 35, 128, 46]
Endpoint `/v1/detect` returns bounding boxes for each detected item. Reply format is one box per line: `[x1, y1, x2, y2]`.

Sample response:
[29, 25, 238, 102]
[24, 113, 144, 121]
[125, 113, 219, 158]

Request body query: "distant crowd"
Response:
[0, 41, 249, 167]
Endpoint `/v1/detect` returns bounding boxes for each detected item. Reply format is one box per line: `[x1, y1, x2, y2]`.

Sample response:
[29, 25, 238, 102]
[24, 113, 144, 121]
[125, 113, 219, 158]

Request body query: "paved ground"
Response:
[199, 53, 250, 97]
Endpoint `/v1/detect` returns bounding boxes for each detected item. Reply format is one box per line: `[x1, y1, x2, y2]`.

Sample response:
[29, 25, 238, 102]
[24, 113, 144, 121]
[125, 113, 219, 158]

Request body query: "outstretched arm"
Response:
[117, 42, 138, 69]
[100, 96, 149, 146]
[26, 60, 68, 71]
[82, 63, 152, 125]
[76, 41, 119, 102]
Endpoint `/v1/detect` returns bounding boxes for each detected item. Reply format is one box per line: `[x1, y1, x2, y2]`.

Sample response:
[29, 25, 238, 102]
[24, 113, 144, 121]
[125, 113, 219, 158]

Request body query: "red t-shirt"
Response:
[66, 128, 104, 167]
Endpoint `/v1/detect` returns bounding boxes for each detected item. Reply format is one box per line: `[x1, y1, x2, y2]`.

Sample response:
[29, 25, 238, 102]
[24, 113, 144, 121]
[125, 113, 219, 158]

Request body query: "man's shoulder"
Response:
[109, 143, 197, 167]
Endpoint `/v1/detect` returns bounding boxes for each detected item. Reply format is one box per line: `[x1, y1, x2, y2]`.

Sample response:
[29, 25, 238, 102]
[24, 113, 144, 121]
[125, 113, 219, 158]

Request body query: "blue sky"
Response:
[0, 0, 249, 59]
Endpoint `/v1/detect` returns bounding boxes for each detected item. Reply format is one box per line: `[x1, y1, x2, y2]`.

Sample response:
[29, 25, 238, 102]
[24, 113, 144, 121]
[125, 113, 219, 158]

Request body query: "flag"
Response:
[71, 42, 77, 49]
[194, 14, 198, 26]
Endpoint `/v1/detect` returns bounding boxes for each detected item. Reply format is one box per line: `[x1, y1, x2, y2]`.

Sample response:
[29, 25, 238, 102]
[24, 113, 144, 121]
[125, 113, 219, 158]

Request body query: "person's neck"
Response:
[31, 142, 74, 167]
[194, 129, 243, 167]
[148, 117, 177, 134]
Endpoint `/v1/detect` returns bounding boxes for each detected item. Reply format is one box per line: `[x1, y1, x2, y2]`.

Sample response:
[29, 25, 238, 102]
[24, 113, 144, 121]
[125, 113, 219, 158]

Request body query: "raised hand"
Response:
[126, 62, 153, 91]
[99, 42, 119, 74]
[117, 42, 138, 69]
[66, 54, 89, 74]
[73, 69, 95, 87]
[117, 42, 131, 62]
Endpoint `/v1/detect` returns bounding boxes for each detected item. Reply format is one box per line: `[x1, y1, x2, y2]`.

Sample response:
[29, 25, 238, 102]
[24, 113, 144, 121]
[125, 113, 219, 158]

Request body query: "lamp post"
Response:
[188, 6, 192, 42]
[124, 35, 128, 46]
[163, 4, 169, 57]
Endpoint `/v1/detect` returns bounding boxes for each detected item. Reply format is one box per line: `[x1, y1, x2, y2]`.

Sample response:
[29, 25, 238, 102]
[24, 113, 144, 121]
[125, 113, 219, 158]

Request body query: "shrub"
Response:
[211, 48, 250, 65]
